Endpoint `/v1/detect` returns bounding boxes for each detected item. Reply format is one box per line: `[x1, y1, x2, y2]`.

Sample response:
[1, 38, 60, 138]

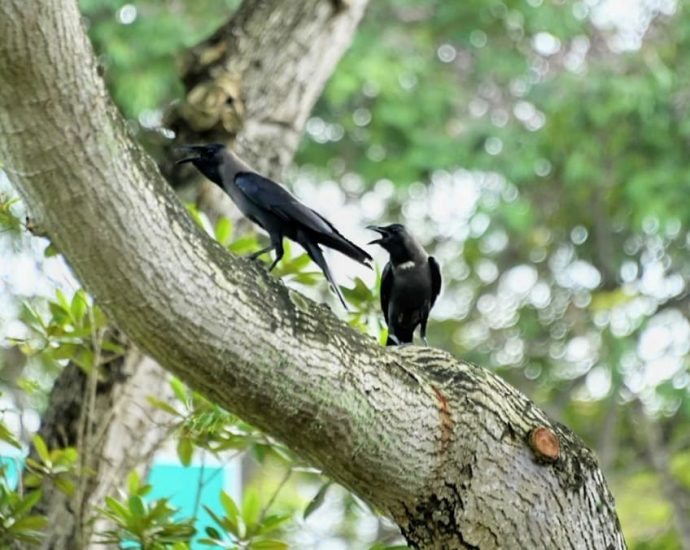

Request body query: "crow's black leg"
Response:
[248, 245, 274, 260]
[420, 317, 429, 347]
[267, 236, 284, 272]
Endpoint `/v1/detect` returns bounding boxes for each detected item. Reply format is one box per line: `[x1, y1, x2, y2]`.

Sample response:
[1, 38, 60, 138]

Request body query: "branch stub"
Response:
[528, 426, 560, 463]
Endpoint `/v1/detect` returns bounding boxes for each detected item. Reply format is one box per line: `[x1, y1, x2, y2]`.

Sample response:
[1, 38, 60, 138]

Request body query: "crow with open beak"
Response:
[368, 224, 441, 345]
[177, 144, 372, 308]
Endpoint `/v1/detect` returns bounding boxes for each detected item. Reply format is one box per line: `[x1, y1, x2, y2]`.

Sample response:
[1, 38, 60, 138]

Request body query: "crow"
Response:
[368, 224, 441, 345]
[177, 144, 372, 307]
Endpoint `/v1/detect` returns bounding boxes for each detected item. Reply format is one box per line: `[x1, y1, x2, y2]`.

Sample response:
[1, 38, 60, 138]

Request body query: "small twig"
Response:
[73, 307, 104, 547]
[258, 467, 292, 525]
[192, 452, 207, 520]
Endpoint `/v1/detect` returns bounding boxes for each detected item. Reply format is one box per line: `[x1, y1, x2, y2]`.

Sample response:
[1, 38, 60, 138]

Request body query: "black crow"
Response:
[368, 224, 441, 345]
[177, 144, 372, 307]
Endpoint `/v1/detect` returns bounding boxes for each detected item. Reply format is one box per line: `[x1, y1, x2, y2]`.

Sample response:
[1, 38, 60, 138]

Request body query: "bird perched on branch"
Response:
[368, 224, 441, 346]
[177, 144, 372, 307]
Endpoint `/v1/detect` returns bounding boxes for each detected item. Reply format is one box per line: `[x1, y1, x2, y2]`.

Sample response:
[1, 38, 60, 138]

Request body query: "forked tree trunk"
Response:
[0, 0, 626, 548]
[5, 0, 370, 547]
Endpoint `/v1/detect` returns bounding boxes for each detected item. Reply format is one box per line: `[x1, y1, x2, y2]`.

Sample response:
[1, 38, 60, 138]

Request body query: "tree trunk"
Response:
[0, 0, 626, 547]
[33, 347, 174, 550]
[8, 0, 371, 547]
[164, 0, 371, 222]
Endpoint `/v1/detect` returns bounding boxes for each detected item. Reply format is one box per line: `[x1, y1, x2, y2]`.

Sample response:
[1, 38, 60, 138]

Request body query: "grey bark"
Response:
[165, 0, 370, 220]
[32, 347, 174, 549]
[0, 0, 626, 548]
[9, 0, 371, 548]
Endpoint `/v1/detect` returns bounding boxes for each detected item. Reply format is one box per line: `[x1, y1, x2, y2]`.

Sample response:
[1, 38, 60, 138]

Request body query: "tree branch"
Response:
[13, 0, 373, 546]
[0, 0, 626, 547]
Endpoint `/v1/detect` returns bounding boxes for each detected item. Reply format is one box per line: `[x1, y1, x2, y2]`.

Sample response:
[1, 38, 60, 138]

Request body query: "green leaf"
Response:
[20, 303, 45, 331]
[72, 348, 95, 372]
[8, 514, 49, 532]
[0, 420, 21, 448]
[44, 243, 59, 257]
[129, 495, 147, 517]
[227, 236, 259, 254]
[177, 437, 194, 466]
[220, 490, 240, 532]
[127, 470, 140, 495]
[106, 496, 130, 519]
[32, 434, 50, 464]
[303, 482, 332, 519]
[204, 526, 222, 539]
[100, 340, 125, 354]
[248, 540, 288, 550]
[55, 289, 71, 312]
[146, 396, 181, 416]
[14, 489, 43, 517]
[256, 514, 290, 535]
[185, 203, 205, 229]
[170, 377, 188, 403]
[71, 290, 88, 323]
[214, 217, 233, 245]
[204, 504, 241, 537]
[51, 343, 80, 361]
[24, 473, 42, 488]
[242, 487, 261, 531]
[48, 301, 68, 322]
[54, 476, 76, 497]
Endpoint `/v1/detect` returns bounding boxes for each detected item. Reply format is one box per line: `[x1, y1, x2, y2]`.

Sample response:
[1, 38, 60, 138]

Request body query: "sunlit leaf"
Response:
[303, 482, 332, 519]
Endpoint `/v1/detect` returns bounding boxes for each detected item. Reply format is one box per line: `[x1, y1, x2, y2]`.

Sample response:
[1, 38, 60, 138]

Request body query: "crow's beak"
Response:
[175, 145, 202, 165]
[367, 225, 388, 245]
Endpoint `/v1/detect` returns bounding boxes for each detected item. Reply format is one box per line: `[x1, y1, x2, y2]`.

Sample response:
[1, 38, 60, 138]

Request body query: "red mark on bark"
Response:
[528, 426, 560, 462]
[432, 385, 453, 452]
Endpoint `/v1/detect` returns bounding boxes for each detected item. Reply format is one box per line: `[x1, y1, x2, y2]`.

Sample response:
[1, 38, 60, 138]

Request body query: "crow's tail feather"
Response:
[317, 231, 372, 268]
[386, 328, 413, 346]
[300, 237, 348, 309]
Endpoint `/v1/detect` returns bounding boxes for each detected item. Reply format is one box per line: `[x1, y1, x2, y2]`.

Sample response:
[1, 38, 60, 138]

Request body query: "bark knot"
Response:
[528, 426, 560, 463]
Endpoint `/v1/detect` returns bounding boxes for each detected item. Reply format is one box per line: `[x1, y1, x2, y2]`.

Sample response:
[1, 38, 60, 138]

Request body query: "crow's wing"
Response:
[380, 261, 393, 325]
[234, 172, 334, 235]
[235, 172, 372, 265]
[429, 256, 442, 308]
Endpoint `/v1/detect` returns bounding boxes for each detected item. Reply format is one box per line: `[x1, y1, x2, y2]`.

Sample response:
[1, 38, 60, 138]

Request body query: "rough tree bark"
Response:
[0, 0, 626, 548]
[32, 348, 174, 550]
[164, 0, 371, 222]
[14, 0, 371, 548]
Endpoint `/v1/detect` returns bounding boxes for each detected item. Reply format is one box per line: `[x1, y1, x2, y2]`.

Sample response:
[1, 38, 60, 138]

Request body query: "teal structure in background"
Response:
[1, 454, 241, 549]
[147, 459, 241, 548]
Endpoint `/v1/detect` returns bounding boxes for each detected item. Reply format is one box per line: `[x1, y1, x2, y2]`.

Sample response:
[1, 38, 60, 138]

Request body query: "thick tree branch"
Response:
[15, 0, 371, 546]
[0, 0, 625, 547]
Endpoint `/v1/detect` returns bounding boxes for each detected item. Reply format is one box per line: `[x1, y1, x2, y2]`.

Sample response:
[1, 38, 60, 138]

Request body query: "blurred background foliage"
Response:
[2, 0, 690, 547]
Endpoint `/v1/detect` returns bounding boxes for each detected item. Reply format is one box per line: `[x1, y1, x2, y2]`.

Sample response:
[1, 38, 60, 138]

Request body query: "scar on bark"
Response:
[25, 216, 48, 237]
[431, 385, 453, 452]
[331, 0, 352, 13]
[528, 426, 560, 463]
